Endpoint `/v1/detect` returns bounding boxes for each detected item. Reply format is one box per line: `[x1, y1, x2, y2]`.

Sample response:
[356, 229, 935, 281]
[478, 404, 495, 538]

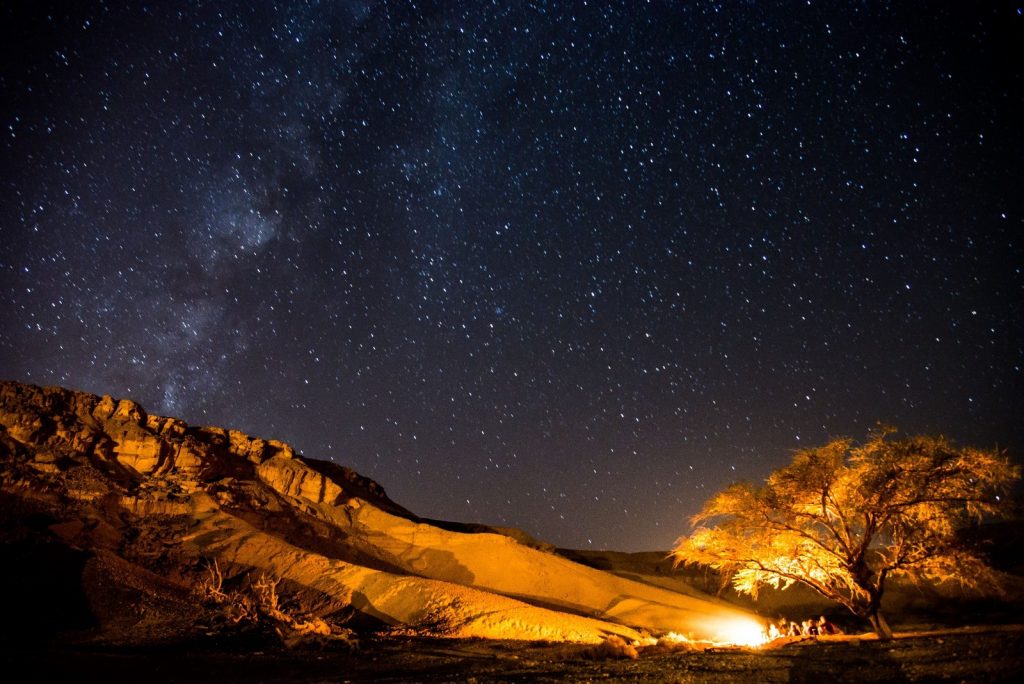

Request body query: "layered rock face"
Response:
[0, 380, 758, 647]
[0, 381, 398, 511]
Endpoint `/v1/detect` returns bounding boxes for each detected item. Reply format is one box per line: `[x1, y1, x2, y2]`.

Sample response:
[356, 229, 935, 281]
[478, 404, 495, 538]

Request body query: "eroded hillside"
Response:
[0, 381, 759, 646]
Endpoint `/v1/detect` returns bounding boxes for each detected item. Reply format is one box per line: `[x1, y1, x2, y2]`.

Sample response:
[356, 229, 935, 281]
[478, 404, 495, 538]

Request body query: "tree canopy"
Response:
[671, 428, 1019, 639]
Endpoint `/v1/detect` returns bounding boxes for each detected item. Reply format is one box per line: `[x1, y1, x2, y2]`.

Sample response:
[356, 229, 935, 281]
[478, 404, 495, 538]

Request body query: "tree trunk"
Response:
[868, 610, 893, 640]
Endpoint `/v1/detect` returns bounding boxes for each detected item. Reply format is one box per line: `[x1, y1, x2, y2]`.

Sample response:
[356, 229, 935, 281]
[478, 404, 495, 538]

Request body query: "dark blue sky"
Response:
[2, 1, 1022, 550]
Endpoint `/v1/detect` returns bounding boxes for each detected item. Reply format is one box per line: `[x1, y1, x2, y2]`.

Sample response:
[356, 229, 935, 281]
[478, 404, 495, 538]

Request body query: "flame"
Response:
[658, 615, 769, 649]
[659, 631, 690, 644]
[708, 616, 768, 647]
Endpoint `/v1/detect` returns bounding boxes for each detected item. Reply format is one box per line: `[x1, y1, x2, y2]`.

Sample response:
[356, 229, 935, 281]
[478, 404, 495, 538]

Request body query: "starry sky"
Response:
[1, 1, 1022, 551]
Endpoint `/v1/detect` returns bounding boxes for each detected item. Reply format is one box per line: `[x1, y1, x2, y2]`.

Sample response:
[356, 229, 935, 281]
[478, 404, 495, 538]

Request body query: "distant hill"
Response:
[0, 380, 761, 647]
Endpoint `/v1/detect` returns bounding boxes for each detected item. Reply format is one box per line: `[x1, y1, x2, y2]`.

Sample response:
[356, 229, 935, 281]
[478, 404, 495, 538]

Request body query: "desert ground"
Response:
[3, 627, 1023, 683]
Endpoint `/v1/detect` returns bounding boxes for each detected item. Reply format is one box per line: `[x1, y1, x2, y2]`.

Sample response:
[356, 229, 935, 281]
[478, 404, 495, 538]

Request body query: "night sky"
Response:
[2, 2, 1022, 551]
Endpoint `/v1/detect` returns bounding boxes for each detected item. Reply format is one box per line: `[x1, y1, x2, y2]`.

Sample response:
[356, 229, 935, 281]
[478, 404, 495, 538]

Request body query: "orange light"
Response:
[708, 616, 767, 647]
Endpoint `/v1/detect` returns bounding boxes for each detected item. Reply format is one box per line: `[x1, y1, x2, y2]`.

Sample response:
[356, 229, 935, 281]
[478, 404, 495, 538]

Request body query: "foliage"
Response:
[671, 428, 1019, 638]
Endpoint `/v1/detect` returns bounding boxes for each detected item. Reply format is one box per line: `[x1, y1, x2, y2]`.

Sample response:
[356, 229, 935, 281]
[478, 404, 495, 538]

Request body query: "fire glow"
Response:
[657, 613, 768, 649]
[689, 614, 769, 647]
[712, 616, 768, 647]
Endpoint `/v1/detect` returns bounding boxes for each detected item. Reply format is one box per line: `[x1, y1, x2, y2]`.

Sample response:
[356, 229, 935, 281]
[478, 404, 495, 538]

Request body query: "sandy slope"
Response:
[309, 499, 762, 640]
[180, 485, 762, 643]
[181, 491, 643, 643]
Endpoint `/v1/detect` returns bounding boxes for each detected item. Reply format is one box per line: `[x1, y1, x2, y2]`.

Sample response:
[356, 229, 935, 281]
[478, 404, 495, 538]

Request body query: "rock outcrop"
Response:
[0, 380, 760, 647]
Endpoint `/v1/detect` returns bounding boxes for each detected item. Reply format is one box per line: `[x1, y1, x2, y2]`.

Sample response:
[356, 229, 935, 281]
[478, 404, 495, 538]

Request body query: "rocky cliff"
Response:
[0, 380, 760, 648]
[0, 380, 406, 512]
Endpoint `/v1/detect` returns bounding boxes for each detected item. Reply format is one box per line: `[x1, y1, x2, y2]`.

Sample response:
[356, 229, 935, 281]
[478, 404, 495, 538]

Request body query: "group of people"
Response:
[765, 615, 840, 640]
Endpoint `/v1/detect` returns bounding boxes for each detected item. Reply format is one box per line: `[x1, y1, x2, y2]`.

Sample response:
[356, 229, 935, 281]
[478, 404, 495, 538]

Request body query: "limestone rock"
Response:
[113, 398, 145, 424]
[169, 442, 203, 473]
[92, 395, 116, 421]
[0, 380, 399, 512]
[257, 455, 343, 505]
[115, 433, 162, 474]
[267, 439, 295, 460]
[228, 429, 269, 463]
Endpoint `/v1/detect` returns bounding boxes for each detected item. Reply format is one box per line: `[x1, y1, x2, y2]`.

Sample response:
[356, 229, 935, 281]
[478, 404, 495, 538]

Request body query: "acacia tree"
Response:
[671, 428, 1019, 639]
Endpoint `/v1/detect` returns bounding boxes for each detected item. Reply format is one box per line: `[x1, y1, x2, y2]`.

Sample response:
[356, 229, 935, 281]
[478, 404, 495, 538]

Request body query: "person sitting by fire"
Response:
[817, 615, 839, 635]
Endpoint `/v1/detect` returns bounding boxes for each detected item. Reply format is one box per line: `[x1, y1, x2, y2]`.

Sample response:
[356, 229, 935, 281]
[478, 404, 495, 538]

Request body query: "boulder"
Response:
[267, 439, 295, 460]
[257, 456, 343, 505]
[113, 398, 145, 424]
[228, 430, 269, 463]
[92, 394, 116, 421]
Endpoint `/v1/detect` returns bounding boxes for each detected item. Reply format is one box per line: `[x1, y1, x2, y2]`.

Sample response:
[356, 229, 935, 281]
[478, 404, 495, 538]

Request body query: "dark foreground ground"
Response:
[4, 626, 1024, 683]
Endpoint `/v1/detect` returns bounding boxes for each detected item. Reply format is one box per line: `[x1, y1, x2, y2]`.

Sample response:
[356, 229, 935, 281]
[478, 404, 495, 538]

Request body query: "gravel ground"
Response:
[5, 626, 1023, 683]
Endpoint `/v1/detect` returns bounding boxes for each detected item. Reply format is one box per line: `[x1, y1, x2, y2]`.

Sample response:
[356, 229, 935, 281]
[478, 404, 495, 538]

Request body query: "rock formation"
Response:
[0, 380, 760, 647]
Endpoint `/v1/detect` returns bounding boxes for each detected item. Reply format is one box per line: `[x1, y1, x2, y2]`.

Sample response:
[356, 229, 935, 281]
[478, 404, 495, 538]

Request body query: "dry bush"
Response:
[583, 634, 639, 660]
[194, 559, 355, 648]
[645, 632, 704, 654]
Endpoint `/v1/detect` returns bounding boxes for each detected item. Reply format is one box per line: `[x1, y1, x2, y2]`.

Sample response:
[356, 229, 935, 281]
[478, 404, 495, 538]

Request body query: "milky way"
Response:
[2, 2, 1022, 550]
